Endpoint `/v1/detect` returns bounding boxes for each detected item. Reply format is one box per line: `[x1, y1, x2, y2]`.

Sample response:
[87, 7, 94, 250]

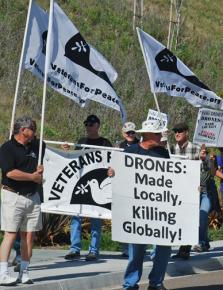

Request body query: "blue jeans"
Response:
[199, 193, 211, 245]
[123, 244, 171, 288]
[70, 216, 102, 254]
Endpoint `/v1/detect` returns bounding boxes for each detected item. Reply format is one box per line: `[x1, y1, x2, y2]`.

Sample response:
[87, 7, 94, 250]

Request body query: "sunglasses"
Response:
[85, 122, 95, 127]
[126, 131, 136, 135]
[174, 129, 185, 134]
[23, 126, 36, 132]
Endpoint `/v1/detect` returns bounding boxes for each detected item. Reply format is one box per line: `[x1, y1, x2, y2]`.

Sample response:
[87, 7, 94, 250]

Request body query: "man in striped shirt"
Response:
[171, 122, 201, 260]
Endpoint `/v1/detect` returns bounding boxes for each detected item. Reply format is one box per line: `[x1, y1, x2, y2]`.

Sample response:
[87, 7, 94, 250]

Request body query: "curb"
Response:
[3, 242, 223, 290]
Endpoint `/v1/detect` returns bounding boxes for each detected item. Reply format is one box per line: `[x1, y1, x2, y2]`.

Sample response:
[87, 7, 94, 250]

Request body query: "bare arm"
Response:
[6, 169, 43, 184]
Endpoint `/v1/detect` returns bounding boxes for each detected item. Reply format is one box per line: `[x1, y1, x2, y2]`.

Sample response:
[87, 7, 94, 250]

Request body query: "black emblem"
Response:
[42, 30, 48, 55]
[64, 33, 112, 85]
[70, 168, 112, 210]
[155, 48, 210, 91]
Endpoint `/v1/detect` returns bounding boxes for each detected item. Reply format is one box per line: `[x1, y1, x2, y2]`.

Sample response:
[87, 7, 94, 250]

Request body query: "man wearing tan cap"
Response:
[118, 122, 139, 149]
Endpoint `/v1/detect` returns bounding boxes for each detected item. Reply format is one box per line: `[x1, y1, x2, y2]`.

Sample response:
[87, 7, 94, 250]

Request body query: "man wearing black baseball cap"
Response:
[83, 115, 100, 126]
[172, 122, 188, 133]
[65, 114, 112, 262]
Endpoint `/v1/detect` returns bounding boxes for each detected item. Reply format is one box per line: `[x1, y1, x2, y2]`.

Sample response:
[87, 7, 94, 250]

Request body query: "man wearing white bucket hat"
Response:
[108, 119, 171, 290]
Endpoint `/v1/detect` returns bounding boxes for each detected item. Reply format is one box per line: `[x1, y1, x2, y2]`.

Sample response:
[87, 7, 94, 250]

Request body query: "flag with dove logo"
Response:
[137, 27, 223, 110]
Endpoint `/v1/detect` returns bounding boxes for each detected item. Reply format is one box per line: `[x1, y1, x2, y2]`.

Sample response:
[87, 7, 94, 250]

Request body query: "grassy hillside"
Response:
[0, 0, 222, 144]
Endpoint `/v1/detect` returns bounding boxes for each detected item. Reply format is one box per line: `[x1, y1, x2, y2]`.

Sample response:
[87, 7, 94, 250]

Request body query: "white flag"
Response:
[23, 2, 85, 106]
[49, 2, 125, 118]
[23, 1, 126, 119]
[137, 28, 223, 110]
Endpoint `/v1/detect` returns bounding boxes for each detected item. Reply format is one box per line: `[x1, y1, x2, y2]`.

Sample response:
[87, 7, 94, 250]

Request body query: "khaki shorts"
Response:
[1, 189, 42, 232]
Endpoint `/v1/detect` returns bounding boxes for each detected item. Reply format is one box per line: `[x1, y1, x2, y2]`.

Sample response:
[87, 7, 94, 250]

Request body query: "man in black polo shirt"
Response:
[0, 116, 43, 286]
[64, 114, 112, 262]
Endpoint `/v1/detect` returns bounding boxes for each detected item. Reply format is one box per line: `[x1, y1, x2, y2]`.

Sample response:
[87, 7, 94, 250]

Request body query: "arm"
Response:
[7, 168, 43, 184]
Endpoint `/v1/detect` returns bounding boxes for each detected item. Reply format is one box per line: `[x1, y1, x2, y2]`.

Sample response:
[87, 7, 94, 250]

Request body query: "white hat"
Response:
[136, 119, 167, 133]
[122, 122, 136, 133]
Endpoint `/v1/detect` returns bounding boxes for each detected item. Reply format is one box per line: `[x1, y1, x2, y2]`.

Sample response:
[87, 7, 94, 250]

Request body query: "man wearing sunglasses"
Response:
[171, 122, 200, 160]
[171, 122, 200, 260]
[118, 122, 139, 150]
[117, 122, 139, 257]
[0, 116, 43, 285]
[64, 114, 112, 262]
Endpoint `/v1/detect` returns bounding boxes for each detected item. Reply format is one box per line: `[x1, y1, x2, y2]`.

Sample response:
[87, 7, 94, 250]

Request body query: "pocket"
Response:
[1, 190, 18, 206]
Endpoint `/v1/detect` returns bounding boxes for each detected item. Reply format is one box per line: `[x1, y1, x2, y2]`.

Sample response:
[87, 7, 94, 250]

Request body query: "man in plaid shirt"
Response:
[171, 122, 201, 259]
[171, 122, 200, 160]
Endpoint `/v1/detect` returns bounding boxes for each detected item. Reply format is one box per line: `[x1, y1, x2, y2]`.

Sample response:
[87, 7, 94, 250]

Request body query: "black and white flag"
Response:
[23, 1, 86, 106]
[137, 28, 223, 110]
[23, 1, 126, 119]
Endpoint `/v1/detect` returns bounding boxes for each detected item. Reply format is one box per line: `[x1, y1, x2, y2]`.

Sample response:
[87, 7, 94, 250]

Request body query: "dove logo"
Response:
[155, 48, 210, 91]
[70, 168, 112, 210]
[64, 33, 112, 86]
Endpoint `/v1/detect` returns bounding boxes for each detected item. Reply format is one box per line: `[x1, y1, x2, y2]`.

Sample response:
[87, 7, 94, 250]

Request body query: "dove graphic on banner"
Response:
[137, 27, 223, 110]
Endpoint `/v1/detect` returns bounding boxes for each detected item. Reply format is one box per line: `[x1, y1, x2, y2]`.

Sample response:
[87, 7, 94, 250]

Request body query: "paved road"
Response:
[2, 241, 223, 290]
[165, 270, 223, 290]
[131, 270, 223, 290]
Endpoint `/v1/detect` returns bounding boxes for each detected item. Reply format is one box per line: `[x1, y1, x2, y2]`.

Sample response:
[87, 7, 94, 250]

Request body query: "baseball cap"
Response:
[122, 122, 136, 133]
[172, 122, 188, 132]
[83, 115, 100, 125]
[136, 119, 167, 133]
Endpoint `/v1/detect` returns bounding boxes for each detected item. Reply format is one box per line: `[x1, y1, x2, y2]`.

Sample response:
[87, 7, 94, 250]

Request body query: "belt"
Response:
[2, 185, 35, 197]
[2, 185, 17, 193]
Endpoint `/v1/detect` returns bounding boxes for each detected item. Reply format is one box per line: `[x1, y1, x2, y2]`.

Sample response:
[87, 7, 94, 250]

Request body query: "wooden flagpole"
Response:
[38, 0, 54, 165]
[9, 0, 33, 138]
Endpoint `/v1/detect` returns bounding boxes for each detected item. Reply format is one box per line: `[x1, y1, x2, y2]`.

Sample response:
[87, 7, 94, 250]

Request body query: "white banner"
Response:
[193, 108, 223, 147]
[137, 28, 223, 110]
[41, 147, 112, 219]
[111, 152, 200, 246]
[147, 109, 168, 128]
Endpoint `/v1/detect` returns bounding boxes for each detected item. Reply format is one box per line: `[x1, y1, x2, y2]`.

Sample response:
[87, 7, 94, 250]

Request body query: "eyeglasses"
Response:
[174, 129, 185, 134]
[22, 126, 35, 132]
[126, 131, 136, 135]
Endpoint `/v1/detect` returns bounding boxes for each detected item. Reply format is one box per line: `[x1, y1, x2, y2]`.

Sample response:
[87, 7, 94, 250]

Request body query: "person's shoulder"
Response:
[0, 140, 13, 150]
[188, 141, 200, 149]
[100, 137, 112, 147]
[153, 146, 170, 158]
[77, 137, 87, 144]
[124, 143, 139, 153]
[119, 140, 127, 148]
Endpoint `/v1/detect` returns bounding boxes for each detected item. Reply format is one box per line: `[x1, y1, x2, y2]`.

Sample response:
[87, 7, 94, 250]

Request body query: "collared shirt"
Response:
[0, 136, 41, 194]
[171, 141, 201, 160]
[119, 137, 139, 149]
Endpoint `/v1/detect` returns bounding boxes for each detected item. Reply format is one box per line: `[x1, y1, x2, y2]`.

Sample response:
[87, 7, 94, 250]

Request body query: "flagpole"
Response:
[9, 0, 33, 139]
[38, 0, 54, 165]
[136, 27, 172, 153]
[136, 28, 162, 116]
